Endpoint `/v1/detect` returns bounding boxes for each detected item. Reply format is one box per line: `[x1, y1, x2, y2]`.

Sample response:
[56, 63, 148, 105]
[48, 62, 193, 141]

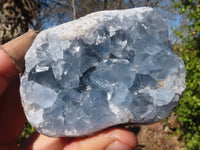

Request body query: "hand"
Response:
[0, 31, 137, 150]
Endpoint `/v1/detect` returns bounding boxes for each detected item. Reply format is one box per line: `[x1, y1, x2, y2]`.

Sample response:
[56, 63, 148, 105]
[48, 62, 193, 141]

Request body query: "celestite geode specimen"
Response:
[20, 7, 186, 137]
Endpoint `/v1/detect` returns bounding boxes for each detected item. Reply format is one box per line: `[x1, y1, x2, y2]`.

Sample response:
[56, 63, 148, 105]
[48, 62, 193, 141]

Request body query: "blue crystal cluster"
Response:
[20, 7, 186, 137]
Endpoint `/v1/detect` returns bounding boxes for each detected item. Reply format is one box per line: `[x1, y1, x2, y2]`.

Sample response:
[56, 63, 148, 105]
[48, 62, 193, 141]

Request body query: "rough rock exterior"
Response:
[20, 7, 186, 137]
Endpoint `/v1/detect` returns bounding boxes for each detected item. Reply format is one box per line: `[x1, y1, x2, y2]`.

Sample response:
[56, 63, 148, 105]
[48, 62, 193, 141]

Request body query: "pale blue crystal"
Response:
[20, 7, 186, 137]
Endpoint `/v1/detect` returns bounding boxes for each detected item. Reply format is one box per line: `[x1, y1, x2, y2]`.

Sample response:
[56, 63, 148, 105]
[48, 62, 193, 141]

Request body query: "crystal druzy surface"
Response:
[20, 7, 186, 137]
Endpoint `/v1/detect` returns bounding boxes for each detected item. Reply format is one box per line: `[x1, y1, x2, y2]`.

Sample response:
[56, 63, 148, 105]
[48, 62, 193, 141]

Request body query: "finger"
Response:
[21, 131, 137, 150]
[64, 128, 137, 150]
[20, 132, 73, 150]
[65, 128, 137, 150]
[22, 128, 137, 150]
[0, 78, 26, 145]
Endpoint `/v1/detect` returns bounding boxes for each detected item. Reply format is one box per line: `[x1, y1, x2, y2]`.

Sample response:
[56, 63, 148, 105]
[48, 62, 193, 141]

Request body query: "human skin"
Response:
[0, 31, 137, 150]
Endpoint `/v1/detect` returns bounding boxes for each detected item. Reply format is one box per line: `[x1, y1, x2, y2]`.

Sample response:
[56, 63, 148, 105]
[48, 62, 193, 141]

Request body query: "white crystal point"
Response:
[20, 7, 186, 137]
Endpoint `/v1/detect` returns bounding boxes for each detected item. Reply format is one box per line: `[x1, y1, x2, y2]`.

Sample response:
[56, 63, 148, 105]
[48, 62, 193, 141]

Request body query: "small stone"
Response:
[20, 7, 186, 137]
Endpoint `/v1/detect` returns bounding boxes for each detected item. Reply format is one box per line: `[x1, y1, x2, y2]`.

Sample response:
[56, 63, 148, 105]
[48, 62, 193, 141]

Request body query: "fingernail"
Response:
[106, 141, 133, 150]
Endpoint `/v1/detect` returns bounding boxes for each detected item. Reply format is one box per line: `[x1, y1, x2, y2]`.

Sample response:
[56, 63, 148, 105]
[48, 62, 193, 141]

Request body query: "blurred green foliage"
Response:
[17, 122, 35, 146]
[176, 48, 200, 150]
[173, 0, 200, 149]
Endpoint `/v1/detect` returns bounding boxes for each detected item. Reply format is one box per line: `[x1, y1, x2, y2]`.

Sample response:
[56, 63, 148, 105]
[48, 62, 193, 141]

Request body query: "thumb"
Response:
[0, 48, 17, 94]
[0, 30, 37, 94]
[1, 30, 37, 73]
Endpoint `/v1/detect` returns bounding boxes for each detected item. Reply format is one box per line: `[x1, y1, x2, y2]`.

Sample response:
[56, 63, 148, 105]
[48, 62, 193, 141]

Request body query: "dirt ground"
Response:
[130, 113, 185, 150]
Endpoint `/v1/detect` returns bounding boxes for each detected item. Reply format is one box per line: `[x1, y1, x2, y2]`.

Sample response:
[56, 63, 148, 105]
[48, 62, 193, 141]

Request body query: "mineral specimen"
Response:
[20, 7, 186, 137]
